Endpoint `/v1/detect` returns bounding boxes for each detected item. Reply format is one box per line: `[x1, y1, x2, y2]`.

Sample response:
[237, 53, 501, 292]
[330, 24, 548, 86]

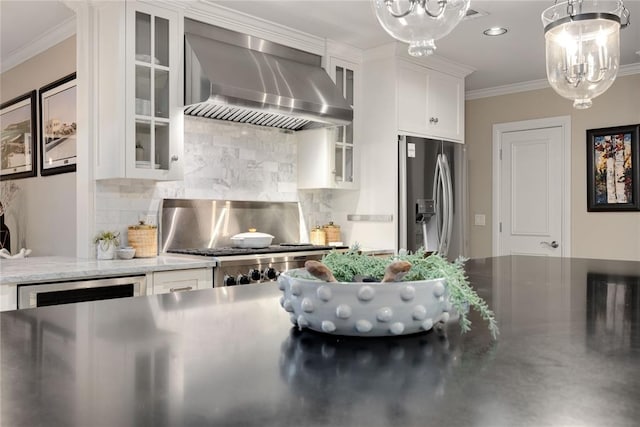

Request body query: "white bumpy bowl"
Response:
[116, 247, 136, 260]
[278, 268, 454, 337]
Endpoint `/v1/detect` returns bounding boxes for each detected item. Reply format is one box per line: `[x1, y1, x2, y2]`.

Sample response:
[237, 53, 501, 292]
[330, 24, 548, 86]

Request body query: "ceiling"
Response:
[0, 1, 75, 59]
[2, 0, 639, 92]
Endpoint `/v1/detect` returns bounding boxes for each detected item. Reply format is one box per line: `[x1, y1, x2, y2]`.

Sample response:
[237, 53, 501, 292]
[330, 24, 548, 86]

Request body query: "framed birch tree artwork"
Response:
[0, 91, 37, 180]
[586, 124, 640, 211]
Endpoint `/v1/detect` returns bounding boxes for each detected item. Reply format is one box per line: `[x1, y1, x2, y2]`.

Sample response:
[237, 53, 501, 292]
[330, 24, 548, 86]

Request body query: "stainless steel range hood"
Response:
[184, 19, 353, 131]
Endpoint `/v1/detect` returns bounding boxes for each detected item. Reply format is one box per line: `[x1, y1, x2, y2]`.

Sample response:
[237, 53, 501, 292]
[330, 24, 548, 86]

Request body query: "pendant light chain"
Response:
[620, 4, 631, 27]
[566, 0, 578, 19]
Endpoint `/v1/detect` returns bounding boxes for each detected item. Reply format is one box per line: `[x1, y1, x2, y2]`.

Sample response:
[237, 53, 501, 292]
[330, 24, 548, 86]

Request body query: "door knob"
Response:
[540, 240, 559, 249]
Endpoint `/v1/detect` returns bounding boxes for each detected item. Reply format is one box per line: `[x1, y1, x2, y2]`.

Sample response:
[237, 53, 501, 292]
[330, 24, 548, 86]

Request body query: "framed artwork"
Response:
[39, 73, 77, 176]
[0, 91, 37, 180]
[586, 124, 640, 212]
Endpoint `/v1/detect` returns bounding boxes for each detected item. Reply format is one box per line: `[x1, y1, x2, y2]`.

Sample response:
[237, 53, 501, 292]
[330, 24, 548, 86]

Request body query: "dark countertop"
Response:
[2, 256, 639, 426]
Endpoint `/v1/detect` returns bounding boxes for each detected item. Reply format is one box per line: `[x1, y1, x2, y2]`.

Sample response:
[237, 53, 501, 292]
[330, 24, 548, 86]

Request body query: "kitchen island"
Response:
[1, 256, 639, 426]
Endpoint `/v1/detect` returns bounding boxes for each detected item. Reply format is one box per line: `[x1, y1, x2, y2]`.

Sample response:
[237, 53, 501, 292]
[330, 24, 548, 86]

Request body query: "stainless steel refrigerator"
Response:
[398, 135, 468, 260]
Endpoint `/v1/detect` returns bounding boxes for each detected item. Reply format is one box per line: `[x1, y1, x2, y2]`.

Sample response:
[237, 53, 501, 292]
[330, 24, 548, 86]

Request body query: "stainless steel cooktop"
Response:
[167, 244, 340, 257]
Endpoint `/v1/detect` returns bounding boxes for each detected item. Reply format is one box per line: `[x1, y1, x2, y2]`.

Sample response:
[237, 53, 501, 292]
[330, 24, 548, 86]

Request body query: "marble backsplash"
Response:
[95, 117, 335, 246]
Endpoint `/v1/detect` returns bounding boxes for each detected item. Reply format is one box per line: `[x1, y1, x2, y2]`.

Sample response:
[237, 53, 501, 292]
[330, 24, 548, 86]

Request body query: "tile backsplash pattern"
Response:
[179, 117, 298, 200]
[95, 117, 333, 247]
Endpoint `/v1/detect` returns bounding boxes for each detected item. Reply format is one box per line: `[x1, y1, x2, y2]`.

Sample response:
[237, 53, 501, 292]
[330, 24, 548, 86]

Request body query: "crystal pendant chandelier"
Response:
[541, 0, 630, 109]
[373, 0, 471, 57]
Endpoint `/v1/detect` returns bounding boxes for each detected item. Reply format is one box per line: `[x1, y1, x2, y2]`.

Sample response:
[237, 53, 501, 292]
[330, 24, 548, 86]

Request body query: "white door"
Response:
[493, 117, 571, 257]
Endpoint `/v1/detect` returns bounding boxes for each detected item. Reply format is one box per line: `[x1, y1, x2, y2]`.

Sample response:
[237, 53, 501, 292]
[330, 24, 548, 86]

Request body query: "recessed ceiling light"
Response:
[483, 27, 508, 36]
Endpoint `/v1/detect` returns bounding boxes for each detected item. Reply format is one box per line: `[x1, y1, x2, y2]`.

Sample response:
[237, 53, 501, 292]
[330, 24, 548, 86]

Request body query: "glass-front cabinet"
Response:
[333, 62, 355, 186]
[95, 1, 183, 180]
[297, 57, 358, 190]
[133, 10, 171, 171]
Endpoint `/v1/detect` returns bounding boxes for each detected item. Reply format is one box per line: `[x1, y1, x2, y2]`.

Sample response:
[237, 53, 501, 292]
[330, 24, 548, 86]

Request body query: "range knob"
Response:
[223, 275, 237, 287]
[248, 269, 262, 282]
[237, 274, 251, 285]
[263, 267, 278, 281]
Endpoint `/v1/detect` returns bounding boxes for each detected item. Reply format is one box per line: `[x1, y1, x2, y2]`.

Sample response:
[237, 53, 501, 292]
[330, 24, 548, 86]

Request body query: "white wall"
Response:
[466, 73, 640, 261]
[0, 36, 77, 256]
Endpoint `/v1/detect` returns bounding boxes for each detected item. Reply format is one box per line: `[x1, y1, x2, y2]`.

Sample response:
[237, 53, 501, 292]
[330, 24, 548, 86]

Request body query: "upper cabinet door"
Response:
[329, 57, 358, 189]
[127, 3, 183, 180]
[397, 61, 463, 142]
[95, 1, 183, 180]
[297, 56, 359, 189]
[397, 63, 428, 135]
[425, 68, 463, 142]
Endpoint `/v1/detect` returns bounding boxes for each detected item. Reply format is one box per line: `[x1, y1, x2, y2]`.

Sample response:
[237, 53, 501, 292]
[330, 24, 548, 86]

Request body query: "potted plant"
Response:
[278, 247, 498, 338]
[93, 231, 120, 260]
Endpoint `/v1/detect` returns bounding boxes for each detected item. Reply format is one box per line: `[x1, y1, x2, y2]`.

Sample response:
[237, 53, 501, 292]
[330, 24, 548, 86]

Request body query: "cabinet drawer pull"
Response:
[170, 286, 193, 292]
[429, 117, 439, 124]
[170, 155, 179, 162]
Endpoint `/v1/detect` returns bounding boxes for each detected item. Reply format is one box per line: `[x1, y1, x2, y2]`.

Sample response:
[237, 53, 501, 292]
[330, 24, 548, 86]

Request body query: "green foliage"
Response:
[322, 247, 387, 282]
[93, 231, 120, 248]
[322, 247, 499, 339]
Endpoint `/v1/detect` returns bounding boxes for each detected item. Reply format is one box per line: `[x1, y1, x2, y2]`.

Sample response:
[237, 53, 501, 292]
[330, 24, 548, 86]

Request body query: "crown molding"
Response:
[183, 1, 325, 56]
[325, 40, 363, 64]
[362, 42, 398, 62]
[465, 78, 550, 100]
[402, 52, 475, 78]
[619, 62, 640, 77]
[466, 62, 640, 101]
[1, 16, 76, 73]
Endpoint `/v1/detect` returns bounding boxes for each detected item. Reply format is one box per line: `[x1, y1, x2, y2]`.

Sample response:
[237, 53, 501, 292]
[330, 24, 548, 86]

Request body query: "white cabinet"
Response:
[95, 1, 183, 180]
[152, 268, 213, 295]
[352, 43, 471, 250]
[0, 284, 17, 311]
[297, 127, 338, 189]
[297, 57, 359, 189]
[398, 61, 464, 142]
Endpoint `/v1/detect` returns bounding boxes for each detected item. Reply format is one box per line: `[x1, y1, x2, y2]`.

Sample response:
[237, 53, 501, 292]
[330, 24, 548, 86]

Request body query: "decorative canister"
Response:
[127, 222, 158, 258]
[310, 226, 326, 245]
[323, 222, 341, 243]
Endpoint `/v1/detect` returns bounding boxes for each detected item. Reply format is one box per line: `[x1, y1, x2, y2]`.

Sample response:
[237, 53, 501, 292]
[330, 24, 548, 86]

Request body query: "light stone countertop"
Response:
[0, 256, 216, 285]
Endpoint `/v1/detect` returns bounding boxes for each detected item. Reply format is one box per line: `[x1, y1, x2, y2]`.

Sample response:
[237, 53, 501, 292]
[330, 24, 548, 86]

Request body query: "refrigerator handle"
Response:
[398, 136, 408, 250]
[438, 155, 449, 255]
[432, 154, 443, 248]
[441, 154, 454, 258]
